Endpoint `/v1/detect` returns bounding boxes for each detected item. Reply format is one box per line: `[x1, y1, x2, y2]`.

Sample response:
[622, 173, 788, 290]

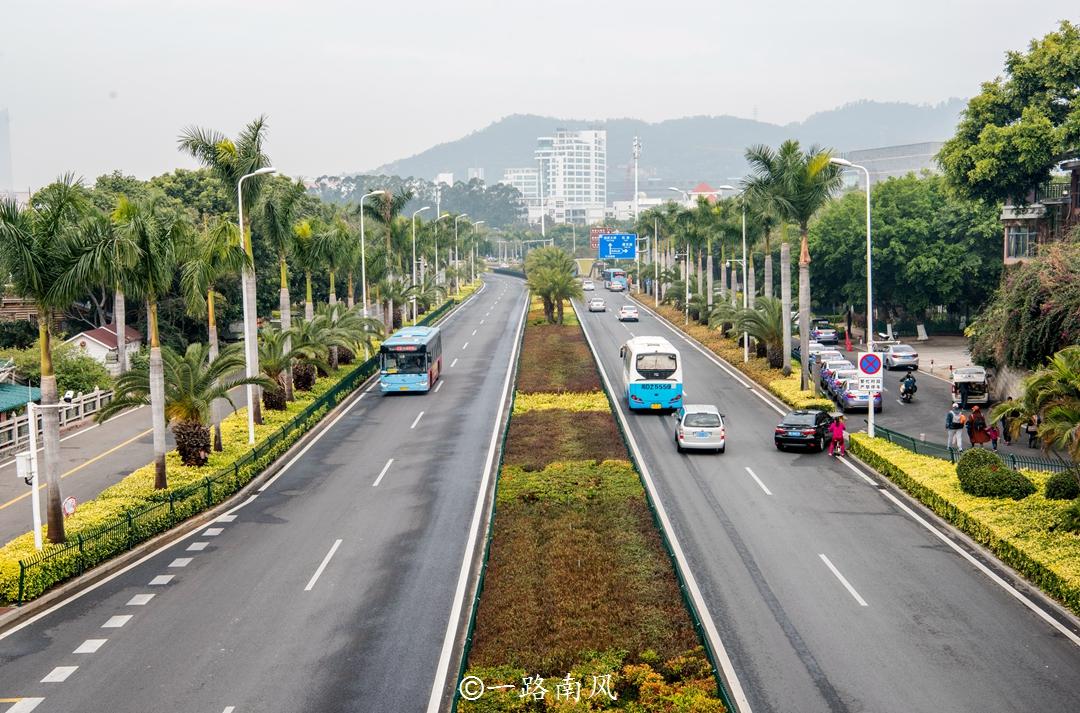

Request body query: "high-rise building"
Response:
[839, 142, 945, 185]
[467, 167, 485, 183]
[500, 128, 607, 225]
[0, 109, 14, 197]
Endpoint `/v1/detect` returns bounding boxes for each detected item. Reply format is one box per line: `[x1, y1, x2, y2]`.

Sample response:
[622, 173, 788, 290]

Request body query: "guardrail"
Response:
[0, 388, 115, 457]
[873, 424, 1074, 473]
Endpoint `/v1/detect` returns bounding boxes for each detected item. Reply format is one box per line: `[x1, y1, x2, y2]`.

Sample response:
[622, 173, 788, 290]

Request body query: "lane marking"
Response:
[169, 558, 192, 568]
[479, 319, 485, 325]
[411, 412, 425, 429]
[745, 467, 773, 496]
[0, 405, 148, 471]
[304, 538, 343, 592]
[216, 514, 237, 523]
[819, 553, 868, 607]
[427, 288, 529, 713]
[471, 329, 477, 336]
[73, 639, 106, 654]
[202, 527, 223, 537]
[372, 458, 394, 487]
[126, 594, 155, 606]
[41, 667, 77, 683]
[450, 358, 458, 368]
[102, 615, 131, 628]
[434, 381, 445, 393]
[223, 708, 236, 713]
[148, 574, 173, 586]
[7, 699, 44, 713]
[186, 542, 208, 552]
[461, 342, 469, 350]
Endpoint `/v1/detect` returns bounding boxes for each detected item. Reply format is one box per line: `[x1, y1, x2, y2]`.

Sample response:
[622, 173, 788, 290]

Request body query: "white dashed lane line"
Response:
[462, 342, 469, 350]
[216, 514, 236, 523]
[73, 639, 106, 654]
[186, 542, 208, 552]
[411, 411, 425, 429]
[450, 358, 459, 368]
[6, 698, 44, 712]
[169, 558, 192, 568]
[373, 458, 394, 487]
[126, 594, 155, 606]
[41, 667, 77, 683]
[434, 381, 445, 393]
[745, 467, 773, 496]
[304, 539, 343, 592]
[102, 615, 131, 628]
[148, 575, 173, 586]
[202, 527, 223, 537]
[819, 553, 869, 607]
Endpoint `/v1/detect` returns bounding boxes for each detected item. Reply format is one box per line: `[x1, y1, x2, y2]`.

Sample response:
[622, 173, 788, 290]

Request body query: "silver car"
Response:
[885, 343, 920, 370]
[674, 404, 726, 453]
[588, 297, 606, 312]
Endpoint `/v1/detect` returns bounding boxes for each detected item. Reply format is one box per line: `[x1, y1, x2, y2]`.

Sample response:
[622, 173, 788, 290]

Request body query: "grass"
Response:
[528, 295, 580, 327]
[517, 325, 601, 394]
[504, 410, 627, 471]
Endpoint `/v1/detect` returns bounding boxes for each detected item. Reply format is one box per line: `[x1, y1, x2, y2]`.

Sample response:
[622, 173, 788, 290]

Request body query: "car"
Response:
[808, 349, 844, 368]
[774, 409, 833, 451]
[582, 280, 595, 291]
[807, 341, 826, 355]
[588, 297, 606, 312]
[608, 281, 626, 292]
[810, 319, 839, 344]
[836, 378, 883, 412]
[819, 359, 855, 388]
[674, 405, 726, 453]
[884, 343, 919, 370]
[825, 368, 858, 399]
[618, 305, 639, 322]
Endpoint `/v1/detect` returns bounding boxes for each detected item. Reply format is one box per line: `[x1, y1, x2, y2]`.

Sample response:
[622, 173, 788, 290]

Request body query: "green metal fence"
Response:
[873, 424, 1073, 472]
[15, 297, 461, 605]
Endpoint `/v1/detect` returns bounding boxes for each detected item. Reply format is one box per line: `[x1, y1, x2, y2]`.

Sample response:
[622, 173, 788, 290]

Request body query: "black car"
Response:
[774, 409, 833, 451]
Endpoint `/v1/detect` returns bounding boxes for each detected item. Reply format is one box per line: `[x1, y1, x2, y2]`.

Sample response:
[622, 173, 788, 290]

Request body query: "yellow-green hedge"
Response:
[512, 391, 609, 415]
[850, 434, 1080, 615]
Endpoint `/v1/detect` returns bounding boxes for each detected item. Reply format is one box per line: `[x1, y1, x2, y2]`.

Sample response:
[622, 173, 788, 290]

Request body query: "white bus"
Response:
[619, 336, 684, 411]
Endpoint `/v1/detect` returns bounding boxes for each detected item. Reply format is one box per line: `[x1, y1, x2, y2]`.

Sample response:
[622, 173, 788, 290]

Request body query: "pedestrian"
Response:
[957, 381, 971, 409]
[946, 403, 966, 452]
[1000, 397, 1015, 445]
[987, 424, 1000, 451]
[1026, 414, 1040, 448]
[968, 405, 990, 448]
[828, 415, 847, 457]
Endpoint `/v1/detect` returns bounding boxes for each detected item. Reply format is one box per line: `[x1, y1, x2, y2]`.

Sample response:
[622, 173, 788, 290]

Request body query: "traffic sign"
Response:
[589, 226, 609, 250]
[598, 233, 637, 259]
[857, 351, 883, 392]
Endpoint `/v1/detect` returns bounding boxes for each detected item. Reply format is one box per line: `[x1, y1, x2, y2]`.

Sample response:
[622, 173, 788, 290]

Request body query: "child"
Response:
[828, 416, 847, 457]
[987, 424, 1000, 451]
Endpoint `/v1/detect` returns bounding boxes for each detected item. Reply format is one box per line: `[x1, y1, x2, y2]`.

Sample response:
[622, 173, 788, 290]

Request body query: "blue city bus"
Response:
[379, 326, 443, 393]
[619, 336, 684, 411]
[602, 268, 628, 291]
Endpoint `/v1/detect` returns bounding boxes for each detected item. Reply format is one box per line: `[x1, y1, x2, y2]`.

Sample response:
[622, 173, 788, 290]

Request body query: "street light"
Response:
[472, 221, 486, 283]
[434, 213, 450, 286]
[454, 214, 469, 295]
[411, 206, 431, 323]
[712, 184, 738, 310]
[831, 156, 875, 436]
[667, 186, 690, 206]
[237, 166, 276, 445]
[359, 190, 386, 319]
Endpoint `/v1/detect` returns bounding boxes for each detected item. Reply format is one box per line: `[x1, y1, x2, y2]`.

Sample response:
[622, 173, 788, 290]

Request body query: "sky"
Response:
[1, 0, 1075, 189]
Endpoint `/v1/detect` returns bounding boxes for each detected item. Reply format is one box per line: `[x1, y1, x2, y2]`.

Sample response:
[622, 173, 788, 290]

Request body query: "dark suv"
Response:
[774, 409, 833, 451]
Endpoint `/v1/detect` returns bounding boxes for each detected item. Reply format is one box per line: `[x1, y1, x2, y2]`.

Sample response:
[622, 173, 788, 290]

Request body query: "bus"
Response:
[378, 326, 443, 393]
[602, 268, 628, 291]
[619, 336, 684, 411]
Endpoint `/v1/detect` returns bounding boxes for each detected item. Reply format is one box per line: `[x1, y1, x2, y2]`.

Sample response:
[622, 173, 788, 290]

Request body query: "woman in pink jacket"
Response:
[828, 416, 847, 457]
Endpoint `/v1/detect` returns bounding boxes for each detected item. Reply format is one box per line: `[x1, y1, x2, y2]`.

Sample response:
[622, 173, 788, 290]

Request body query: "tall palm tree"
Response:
[745, 141, 842, 388]
[292, 218, 322, 321]
[257, 327, 327, 410]
[113, 195, 188, 489]
[180, 218, 249, 447]
[0, 176, 89, 543]
[315, 215, 355, 306]
[361, 190, 413, 327]
[99, 343, 270, 466]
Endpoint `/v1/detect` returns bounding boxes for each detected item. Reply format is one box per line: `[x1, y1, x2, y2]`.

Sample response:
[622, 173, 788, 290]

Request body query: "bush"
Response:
[1056, 501, 1080, 534]
[956, 449, 1036, 499]
[0, 320, 37, 349]
[1046, 470, 1080, 500]
[512, 391, 610, 414]
[3, 342, 113, 394]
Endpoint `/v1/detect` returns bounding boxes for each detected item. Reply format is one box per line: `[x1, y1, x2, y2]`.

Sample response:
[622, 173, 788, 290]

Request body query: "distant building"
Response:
[501, 167, 539, 205]
[609, 193, 670, 221]
[467, 167, 485, 183]
[65, 323, 143, 375]
[500, 128, 607, 226]
[434, 172, 454, 186]
[0, 109, 13, 197]
[1000, 159, 1080, 264]
[839, 142, 945, 185]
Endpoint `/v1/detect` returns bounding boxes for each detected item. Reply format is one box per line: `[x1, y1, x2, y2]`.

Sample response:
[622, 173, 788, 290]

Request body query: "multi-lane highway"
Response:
[576, 290, 1080, 713]
[0, 274, 527, 713]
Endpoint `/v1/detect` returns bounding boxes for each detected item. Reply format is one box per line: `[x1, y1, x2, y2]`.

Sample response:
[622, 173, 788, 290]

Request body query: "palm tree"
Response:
[180, 218, 249, 448]
[745, 140, 842, 388]
[0, 176, 89, 542]
[411, 275, 446, 316]
[735, 297, 787, 368]
[376, 275, 413, 332]
[287, 317, 332, 390]
[112, 195, 189, 489]
[292, 218, 322, 321]
[992, 346, 1080, 463]
[315, 303, 383, 363]
[257, 327, 327, 410]
[99, 343, 270, 466]
[315, 215, 355, 306]
[361, 190, 413, 327]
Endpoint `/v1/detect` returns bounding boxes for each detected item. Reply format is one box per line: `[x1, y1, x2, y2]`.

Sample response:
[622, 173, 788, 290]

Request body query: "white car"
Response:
[608, 281, 626, 292]
[674, 405, 726, 453]
[588, 297, 606, 312]
[618, 305, 639, 322]
[884, 343, 920, 370]
[582, 280, 595, 291]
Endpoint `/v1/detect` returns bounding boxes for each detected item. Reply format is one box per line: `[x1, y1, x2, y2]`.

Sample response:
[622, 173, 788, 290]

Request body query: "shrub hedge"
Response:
[517, 326, 601, 394]
[512, 391, 610, 414]
[956, 449, 1036, 500]
[1046, 471, 1080, 501]
[504, 410, 628, 472]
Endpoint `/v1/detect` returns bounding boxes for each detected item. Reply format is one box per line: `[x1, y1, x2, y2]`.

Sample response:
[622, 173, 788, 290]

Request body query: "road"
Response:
[577, 290, 1080, 713]
[0, 273, 527, 713]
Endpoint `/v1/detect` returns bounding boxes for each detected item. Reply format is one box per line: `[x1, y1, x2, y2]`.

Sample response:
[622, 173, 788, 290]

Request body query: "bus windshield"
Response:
[636, 353, 677, 379]
[382, 351, 426, 374]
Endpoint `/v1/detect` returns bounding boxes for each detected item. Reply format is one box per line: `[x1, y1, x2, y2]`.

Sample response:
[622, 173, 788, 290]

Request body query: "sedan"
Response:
[811, 320, 839, 344]
[809, 349, 844, 368]
[582, 280, 595, 291]
[836, 378, 883, 413]
[674, 405, 726, 453]
[588, 297, 606, 312]
[609, 281, 626, 292]
[819, 359, 855, 388]
[774, 409, 833, 451]
[618, 305, 639, 322]
[885, 343, 920, 370]
[825, 368, 858, 399]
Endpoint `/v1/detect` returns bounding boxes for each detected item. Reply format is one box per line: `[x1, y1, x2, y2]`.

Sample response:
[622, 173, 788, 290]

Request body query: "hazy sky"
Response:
[2, 1, 1075, 188]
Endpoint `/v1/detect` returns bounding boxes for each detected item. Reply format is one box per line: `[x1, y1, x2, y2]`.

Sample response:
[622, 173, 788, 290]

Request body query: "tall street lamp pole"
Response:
[411, 206, 431, 323]
[359, 190, 386, 319]
[434, 213, 449, 287]
[741, 196, 749, 363]
[472, 221, 485, 284]
[454, 214, 468, 296]
[713, 184, 738, 311]
[633, 137, 642, 222]
[831, 157, 875, 436]
[237, 166, 276, 445]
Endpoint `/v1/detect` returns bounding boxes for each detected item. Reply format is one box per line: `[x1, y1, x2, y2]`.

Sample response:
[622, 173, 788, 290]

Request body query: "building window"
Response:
[1006, 225, 1036, 259]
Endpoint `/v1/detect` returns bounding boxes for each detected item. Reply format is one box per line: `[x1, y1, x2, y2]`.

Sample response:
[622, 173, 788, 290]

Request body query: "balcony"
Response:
[1035, 181, 1071, 204]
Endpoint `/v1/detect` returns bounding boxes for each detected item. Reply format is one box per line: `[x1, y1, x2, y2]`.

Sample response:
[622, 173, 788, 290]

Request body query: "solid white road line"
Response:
[169, 558, 192, 568]
[126, 594, 155, 606]
[462, 341, 469, 350]
[186, 542, 208, 552]
[73, 639, 106, 654]
[819, 553, 869, 607]
[426, 290, 529, 713]
[434, 381, 445, 393]
[202, 527, 223, 537]
[304, 539, 343, 592]
[7, 699, 44, 712]
[148, 575, 173, 586]
[450, 358, 459, 368]
[744, 467, 773, 496]
[101, 615, 132, 628]
[372, 458, 394, 487]
[575, 301, 754, 713]
[411, 411, 425, 429]
[41, 666, 77, 683]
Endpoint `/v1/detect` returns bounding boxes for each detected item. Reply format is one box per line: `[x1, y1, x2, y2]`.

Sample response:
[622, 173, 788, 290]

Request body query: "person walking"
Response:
[987, 424, 1000, 451]
[968, 405, 990, 448]
[1026, 414, 1041, 448]
[946, 403, 966, 452]
[828, 415, 847, 457]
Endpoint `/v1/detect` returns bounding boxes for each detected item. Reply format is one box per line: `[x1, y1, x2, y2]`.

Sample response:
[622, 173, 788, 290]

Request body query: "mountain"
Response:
[370, 99, 966, 200]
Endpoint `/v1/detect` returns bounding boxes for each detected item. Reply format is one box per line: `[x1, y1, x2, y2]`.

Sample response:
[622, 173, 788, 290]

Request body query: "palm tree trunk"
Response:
[279, 256, 294, 402]
[748, 260, 757, 309]
[38, 318, 65, 543]
[329, 270, 337, 306]
[781, 242, 793, 376]
[208, 290, 223, 451]
[798, 229, 811, 390]
[706, 251, 714, 308]
[347, 274, 355, 310]
[697, 249, 705, 297]
[305, 270, 314, 321]
[148, 299, 168, 489]
[114, 289, 128, 374]
[764, 234, 774, 299]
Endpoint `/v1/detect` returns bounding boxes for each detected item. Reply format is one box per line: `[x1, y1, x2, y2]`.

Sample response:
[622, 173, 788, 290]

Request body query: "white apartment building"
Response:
[500, 128, 607, 225]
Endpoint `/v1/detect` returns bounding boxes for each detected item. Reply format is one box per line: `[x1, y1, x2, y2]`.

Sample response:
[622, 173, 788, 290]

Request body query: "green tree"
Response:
[524, 246, 581, 324]
[257, 327, 325, 411]
[992, 346, 1080, 462]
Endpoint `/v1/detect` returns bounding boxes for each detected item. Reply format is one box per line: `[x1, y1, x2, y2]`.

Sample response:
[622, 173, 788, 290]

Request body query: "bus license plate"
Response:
[399, 387, 409, 391]
[650, 403, 661, 410]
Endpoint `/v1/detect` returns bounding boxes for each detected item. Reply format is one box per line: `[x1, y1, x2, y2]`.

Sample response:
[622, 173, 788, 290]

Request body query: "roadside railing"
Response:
[873, 424, 1074, 473]
[0, 388, 115, 457]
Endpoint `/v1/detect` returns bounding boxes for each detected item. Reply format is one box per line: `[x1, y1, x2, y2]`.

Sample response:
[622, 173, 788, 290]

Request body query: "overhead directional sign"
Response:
[857, 352, 883, 392]
[590, 226, 609, 250]
[598, 232, 637, 259]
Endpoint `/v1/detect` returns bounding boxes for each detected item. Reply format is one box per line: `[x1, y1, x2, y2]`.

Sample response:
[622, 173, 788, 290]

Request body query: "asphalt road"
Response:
[577, 290, 1080, 713]
[0, 273, 527, 713]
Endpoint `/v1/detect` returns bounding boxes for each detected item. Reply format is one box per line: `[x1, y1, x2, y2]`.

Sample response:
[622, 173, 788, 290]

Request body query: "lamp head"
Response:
[829, 157, 853, 168]
[717, 184, 737, 191]
[253, 167, 277, 177]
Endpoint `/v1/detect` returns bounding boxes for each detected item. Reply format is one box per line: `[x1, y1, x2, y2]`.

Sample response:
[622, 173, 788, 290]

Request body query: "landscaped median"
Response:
[457, 296, 728, 711]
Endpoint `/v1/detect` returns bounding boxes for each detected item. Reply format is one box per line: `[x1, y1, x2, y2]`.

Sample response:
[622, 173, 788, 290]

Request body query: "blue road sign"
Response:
[598, 233, 637, 260]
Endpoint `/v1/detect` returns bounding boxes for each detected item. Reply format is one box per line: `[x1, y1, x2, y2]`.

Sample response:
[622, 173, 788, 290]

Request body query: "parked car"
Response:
[825, 368, 858, 399]
[884, 343, 919, 370]
[618, 305, 639, 322]
[582, 280, 595, 291]
[588, 297, 607, 312]
[819, 359, 855, 388]
[951, 366, 989, 405]
[836, 378, 883, 412]
[807, 341, 825, 355]
[774, 409, 833, 451]
[674, 405, 726, 453]
[810, 319, 838, 344]
[808, 349, 844, 368]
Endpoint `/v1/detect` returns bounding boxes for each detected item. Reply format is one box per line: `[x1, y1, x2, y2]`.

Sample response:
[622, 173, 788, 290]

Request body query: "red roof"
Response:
[689, 182, 716, 195]
[67, 323, 142, 350]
